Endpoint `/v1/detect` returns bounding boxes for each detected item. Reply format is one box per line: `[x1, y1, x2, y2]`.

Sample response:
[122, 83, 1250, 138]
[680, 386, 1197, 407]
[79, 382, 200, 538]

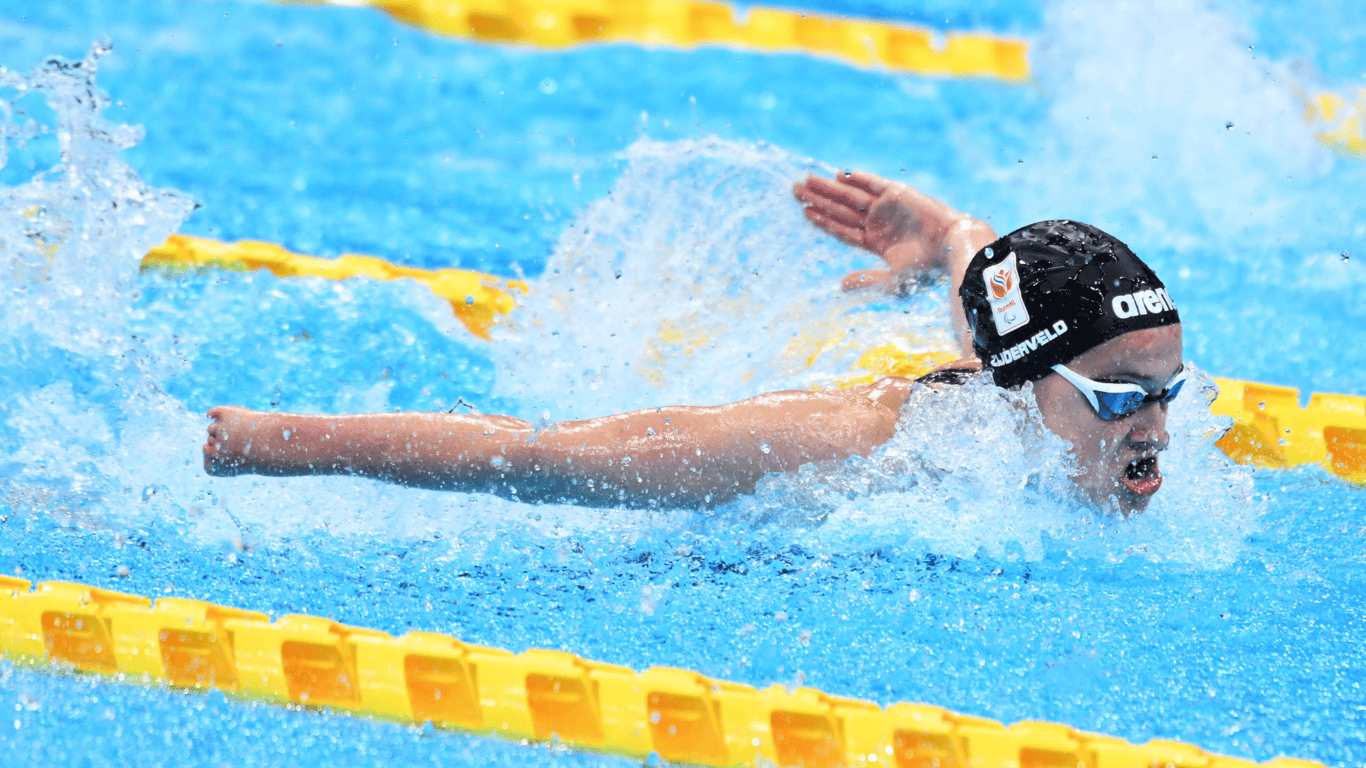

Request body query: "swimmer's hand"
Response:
[794, 170, 997, 357]
[793, 170, 991, 291]
[204, 406, 274, 476]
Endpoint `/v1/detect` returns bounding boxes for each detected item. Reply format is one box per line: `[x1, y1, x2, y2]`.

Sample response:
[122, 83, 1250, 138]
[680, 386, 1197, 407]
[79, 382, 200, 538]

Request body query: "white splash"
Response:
[490, 137, 956, 421]
[0, 43, 199, 527]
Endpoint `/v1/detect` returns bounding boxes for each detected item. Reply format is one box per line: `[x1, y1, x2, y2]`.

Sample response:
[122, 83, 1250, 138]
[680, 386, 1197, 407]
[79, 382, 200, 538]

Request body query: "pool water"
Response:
[1, 0, 1364, 765]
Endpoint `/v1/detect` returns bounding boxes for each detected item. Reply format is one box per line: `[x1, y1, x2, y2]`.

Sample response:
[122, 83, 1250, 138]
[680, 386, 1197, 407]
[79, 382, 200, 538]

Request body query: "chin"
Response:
[1073, 478, 1157, 517]
[1114, 491, 1154, 517]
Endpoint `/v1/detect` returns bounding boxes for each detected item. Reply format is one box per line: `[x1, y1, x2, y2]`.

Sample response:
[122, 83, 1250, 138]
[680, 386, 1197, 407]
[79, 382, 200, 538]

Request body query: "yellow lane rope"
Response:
[0, 577, 1325, 768]
[279, 0, 1030, 80]
[277, 0, 1366, 158]
[1209, 377, 1366, 484]
[139, 236, 1366, 485]
[142, 234, 527, 341]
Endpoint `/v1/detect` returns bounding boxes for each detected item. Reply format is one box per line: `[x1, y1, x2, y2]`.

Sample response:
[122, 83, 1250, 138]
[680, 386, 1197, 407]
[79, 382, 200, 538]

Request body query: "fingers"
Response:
[839, 170, 893, 197]
[841, 269, 894, 291]
[802, 207, 867, 249]
[796, 175, 876, 217]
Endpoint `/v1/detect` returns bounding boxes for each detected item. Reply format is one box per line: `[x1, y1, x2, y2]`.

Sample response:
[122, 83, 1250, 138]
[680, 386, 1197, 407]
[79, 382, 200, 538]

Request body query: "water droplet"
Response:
[1151, 155, 1158, 161]
[760, 443, 772, 454]
[1341, 251, 1350, 262]
[1225, 121, 1234, 130]
[489, 455, 505, 469]
[464, 295, 475, 305]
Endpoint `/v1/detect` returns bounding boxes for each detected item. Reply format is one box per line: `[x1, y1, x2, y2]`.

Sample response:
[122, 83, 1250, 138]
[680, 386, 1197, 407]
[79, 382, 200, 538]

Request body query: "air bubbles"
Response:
[538, 77, 557, 95]
[1341, 252, 1350, 262]
[1225, 121, 1235, 130]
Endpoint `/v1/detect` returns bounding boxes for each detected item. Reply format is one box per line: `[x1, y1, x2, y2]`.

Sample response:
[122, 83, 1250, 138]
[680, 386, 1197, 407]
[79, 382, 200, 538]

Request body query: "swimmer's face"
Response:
[1030, 325, 1183, 515]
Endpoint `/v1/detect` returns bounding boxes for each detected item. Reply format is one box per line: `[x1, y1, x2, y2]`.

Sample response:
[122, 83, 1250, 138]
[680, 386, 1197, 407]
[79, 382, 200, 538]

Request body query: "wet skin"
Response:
[1030, 325, 1184, 515]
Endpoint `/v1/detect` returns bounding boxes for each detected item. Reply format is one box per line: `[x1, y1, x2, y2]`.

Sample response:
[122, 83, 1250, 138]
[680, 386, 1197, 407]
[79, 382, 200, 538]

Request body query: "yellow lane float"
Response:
[142, 234, 527, 340]
[284, 0, 1030, 80]
[0, 577, 1326, 768]
[1210, 377, 1366, 484]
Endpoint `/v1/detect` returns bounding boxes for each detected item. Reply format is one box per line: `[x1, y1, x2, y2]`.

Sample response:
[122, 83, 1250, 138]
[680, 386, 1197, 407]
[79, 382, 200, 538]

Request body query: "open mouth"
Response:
[1121, 455, 1163, 497]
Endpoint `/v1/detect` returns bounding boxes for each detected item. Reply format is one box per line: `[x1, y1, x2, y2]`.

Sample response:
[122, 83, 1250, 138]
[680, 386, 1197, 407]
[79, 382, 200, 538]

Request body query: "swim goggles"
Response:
[1050, 363, 1187, 421]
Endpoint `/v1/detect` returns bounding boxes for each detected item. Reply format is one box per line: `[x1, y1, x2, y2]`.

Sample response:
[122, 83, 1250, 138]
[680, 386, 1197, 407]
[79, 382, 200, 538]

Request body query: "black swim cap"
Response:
[959, 220, 1179, 389]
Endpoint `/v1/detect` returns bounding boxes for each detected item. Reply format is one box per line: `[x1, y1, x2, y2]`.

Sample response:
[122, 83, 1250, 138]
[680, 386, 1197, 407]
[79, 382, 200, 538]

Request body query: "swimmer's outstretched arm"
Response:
[793, 170, 997, 356]
[203, 378, 911, 508]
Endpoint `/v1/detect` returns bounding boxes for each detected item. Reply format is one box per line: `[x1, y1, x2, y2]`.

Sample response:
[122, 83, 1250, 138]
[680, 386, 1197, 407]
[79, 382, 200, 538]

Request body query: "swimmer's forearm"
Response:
[204, 408, 539, 486]
[943, 218, 997, 357]
[205, 407, 764, 505]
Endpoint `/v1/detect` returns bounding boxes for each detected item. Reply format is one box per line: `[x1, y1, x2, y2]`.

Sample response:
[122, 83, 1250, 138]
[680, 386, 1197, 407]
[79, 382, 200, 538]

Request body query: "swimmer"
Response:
[204, 170, 1184, 515]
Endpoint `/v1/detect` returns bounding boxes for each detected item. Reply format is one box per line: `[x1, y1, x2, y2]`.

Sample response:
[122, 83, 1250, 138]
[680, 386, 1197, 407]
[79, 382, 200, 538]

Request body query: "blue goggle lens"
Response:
[1094, 376, 1185, 421]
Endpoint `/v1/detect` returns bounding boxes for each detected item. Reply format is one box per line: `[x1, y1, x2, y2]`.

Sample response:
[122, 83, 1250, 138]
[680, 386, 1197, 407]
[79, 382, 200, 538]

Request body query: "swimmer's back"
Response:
[914, 359, 983, 387]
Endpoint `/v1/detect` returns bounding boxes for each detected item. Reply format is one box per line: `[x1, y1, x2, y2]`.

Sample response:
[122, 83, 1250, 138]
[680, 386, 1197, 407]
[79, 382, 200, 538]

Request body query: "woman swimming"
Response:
[203, 170, 1184, 516]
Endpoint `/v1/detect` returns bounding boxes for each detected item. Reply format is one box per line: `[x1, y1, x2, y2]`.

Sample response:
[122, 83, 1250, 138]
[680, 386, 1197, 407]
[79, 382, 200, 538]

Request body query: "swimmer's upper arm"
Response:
[505, 384, 907, 507]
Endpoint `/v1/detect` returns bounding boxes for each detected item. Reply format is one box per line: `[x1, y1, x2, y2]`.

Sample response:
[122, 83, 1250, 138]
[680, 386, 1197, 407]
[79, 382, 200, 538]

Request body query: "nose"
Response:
[1125, 401, 1170, 452]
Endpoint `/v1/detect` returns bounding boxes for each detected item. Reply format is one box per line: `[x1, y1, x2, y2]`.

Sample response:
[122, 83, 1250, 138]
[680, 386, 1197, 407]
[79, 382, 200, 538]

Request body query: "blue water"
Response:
[1, 0, 1364, 766]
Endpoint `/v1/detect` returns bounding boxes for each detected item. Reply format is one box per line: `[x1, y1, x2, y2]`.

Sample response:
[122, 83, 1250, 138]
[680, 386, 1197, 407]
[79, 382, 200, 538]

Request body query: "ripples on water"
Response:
[0, 0, 1362, 763]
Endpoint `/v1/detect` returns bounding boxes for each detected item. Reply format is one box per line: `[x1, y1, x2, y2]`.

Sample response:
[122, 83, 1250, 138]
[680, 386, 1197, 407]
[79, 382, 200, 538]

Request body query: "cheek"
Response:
[1069, 425, 1124, 465]
[1034, 385, 1094, 447]
[1034, 389, 1121, 463]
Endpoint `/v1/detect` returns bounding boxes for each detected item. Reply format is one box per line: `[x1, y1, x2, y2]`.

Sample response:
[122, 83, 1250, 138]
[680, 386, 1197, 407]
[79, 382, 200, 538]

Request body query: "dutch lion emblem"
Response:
[989, 268, 1013, 300]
